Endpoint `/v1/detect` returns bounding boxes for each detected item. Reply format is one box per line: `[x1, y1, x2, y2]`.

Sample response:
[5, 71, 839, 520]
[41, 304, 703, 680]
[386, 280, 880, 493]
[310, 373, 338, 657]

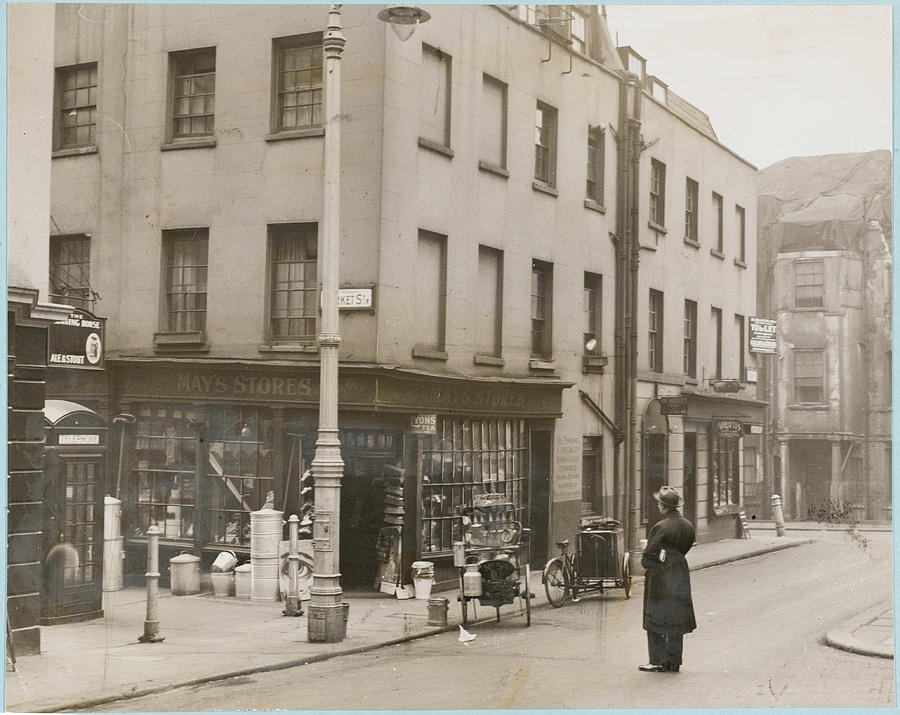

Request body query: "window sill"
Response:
[734, 258, 747, 269]
[648, 220, 668, 235]
[265, 127, 325, 142]
[584, 199, 606, 214]
[52, 145, 98, 158]
[478, 160, 509, 178]
[532, 180, 558, 197]
[683, 237, 701, 249]
[412, 347, 448, 361]
[160, 138, 217, 152]
[474, 354, 504, 366]
[529, 358, 556, 372]
[789, 403, 828, 410]
[639, 242, 658, 252]
[418, 137, 455, 158]
[258, 343, 318, 354]
[153, 331, 208, 349]
[685, 376, 699, 385]
[710, 248, 725, 260]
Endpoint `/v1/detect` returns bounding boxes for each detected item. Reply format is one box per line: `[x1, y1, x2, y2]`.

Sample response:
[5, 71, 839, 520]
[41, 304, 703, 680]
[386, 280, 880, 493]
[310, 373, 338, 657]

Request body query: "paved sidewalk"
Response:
[825, 601, 894, 659]
[0, 532, 842, 713]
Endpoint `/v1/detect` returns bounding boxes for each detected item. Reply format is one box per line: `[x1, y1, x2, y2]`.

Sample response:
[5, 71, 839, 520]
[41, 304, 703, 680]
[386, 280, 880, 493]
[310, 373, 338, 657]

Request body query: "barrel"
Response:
[169, 553, 201, 595]
[235, 564, 252, 599]
[251, 557, 280, 601]
[250, 509, 283, 601]
[102, 496, 124, 592]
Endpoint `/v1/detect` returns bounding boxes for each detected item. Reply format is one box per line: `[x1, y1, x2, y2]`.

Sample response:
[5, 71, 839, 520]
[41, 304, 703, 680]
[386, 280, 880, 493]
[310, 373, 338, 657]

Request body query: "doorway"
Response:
[683, 432, 697, 523]
[529, 429, 552, 568]
[644, 433, 668, 531]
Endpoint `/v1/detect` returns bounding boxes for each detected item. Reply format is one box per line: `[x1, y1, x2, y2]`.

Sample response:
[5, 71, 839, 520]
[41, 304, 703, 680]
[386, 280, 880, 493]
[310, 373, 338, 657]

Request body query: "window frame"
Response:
[161, 228, 209, 335]
[683, 299, 697, 378]
[54, 62, 99, 151]
[419, 43, 452, 151]
[735, 313, 746, 381]
[586, 125, 605, 205]
[479, 73, 508, 172]
[712, 192, 724, 253]
[266, 223, 319, 344]
[168, 47, 216, 142]
[711, 306, 723, 380]
[534, 100, 558, 188]
[793, 349, 826, 404]
[649, 159, 666, 227]
[736, 204, 747, 263]
[583, 272, 602, 356]
[271, 34, 324, 135]
[794, 259, 825, 309]
[648, 288, 664, 373]
[49, 234, 93, 310]
[414, 229, 448, 355]
[531, 259, 553, 359]
[475, 244, 504, 359]
[684, 177, 699, 243]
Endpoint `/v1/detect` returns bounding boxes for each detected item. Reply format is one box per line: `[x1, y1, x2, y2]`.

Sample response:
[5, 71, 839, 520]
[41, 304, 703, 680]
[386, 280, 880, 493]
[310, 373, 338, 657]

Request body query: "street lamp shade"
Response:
[377, 5, 431, 41]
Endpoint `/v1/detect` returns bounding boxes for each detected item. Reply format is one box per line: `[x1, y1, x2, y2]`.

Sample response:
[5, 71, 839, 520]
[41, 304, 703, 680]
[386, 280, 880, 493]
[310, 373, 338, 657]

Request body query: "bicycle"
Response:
[542, 519, 632, 607]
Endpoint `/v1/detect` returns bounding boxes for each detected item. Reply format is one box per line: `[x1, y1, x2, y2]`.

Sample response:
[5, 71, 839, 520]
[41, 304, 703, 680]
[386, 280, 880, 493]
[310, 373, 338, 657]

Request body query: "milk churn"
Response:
[462, 561, 483, 597]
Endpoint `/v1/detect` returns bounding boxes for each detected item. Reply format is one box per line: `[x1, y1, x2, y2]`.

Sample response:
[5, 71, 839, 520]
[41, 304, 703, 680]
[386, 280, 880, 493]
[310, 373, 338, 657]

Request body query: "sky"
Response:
[603, 4, 893, 170]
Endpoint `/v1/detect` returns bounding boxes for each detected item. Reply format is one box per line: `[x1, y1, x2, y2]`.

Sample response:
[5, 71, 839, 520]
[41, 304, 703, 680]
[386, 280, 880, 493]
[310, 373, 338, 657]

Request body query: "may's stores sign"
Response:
[48, 309, 105, 369]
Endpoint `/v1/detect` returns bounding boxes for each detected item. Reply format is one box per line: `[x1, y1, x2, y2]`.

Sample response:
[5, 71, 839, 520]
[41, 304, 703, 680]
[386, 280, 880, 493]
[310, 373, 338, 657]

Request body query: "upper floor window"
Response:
[649, 159, 666, 227]
[170, 48, 216, 139]
[534, 101, 558, 187]
[272, 35, 323, 133]
[570, 9, 587, 53]
[648, 289, 664, 372]
[586, 125, 605, 205]
[163, 228, 208, 333]
[711, 306, 723, 380]
[683, 299, 697, 378]
[685, 177, 699, 243]
[794, 259, 824, 308]
[735, 313, 746, 380]
[55, 63, 98, 150]
[49, 234, 93, 310]
[531, 260, 553, 358]
[712, 192, 724, 253]
[736, 204, 747, 262]
[420, 44, 451, 150]
[584, 272, 602, 355]
[794, 350, 825, 404]
[416, 230, 447, 353]
[476, 245, 503, 358]
[268, 223, 318, 342]
[479, 74, 507, 171]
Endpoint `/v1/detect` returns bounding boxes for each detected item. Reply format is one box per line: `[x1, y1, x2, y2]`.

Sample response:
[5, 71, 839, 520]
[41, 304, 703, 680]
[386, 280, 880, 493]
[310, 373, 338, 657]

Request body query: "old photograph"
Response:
[5, 2, 893, 711]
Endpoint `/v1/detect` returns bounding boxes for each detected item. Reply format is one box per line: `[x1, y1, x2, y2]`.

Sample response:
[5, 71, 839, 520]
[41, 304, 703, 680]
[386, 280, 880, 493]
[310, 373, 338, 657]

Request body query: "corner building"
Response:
[46, 4, 759, 597]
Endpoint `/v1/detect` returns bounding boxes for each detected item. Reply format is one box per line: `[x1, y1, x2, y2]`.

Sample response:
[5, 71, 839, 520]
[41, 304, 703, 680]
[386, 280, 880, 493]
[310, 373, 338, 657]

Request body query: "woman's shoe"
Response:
[662, 664, 680, 672]
[638, 664, 665, 672]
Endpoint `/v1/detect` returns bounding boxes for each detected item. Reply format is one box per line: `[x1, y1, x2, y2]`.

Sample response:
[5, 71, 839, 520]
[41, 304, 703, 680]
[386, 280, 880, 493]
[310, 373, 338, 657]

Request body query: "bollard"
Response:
[771, 494, 786, 537]
[138, 525, 165, 643]
[283, 515, 303, 617]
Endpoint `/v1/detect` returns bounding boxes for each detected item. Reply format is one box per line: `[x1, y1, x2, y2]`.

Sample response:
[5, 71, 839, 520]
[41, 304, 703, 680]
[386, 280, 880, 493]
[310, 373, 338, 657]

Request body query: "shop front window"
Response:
[206, 407, 275, 547]
[710, 423, 741, 515]
[132, 405, 201, 541]
[420, 418, 528, 554]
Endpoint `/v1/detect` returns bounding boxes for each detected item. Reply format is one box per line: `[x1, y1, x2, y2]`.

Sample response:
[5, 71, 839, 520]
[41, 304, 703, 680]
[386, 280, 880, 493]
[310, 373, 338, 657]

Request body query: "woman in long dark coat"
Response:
[639, 486, 696, 673]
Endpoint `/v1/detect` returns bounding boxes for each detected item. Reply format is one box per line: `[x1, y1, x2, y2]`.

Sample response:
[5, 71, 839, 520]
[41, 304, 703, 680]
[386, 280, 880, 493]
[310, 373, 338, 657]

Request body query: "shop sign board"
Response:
[659, 396, 688, 415]
[749, 317, 777, 354]
[715, 419, 743, 438]
[338, 287, 373, 310]
[411, 414, 437, 434]
[47, 309, 105, 370]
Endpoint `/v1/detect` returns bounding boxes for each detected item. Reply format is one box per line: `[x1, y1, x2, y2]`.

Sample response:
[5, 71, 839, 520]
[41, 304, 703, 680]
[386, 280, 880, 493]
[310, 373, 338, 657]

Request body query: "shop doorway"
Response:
[790, 440, 831, 521]
[529, 430, 552, 568]
[683, 432, 697, 523]
[642, 400, 669, 533]
[41, 401, 107, 625]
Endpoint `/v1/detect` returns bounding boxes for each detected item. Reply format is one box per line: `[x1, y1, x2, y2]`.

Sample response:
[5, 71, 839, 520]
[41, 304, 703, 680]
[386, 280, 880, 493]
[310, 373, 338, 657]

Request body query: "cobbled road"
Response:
[88, 529, 893, 711]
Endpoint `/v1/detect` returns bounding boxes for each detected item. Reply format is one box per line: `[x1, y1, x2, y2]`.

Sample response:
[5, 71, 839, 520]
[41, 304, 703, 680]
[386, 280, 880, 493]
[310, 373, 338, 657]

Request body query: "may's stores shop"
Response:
[102, 360, 567, 590]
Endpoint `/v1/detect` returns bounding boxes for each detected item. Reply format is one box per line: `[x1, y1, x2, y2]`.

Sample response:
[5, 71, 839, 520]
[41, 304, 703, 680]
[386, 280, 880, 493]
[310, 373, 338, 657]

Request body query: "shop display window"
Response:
[420, 418, 528, 553]
[709, 429, 741, 515]
[206, 407, 275, 547]
[132, 405, 200, 541]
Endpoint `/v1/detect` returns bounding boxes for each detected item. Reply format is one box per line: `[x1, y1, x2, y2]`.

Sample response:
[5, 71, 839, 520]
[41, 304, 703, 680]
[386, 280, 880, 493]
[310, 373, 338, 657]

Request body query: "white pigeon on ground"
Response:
[458, 625, 476, 643]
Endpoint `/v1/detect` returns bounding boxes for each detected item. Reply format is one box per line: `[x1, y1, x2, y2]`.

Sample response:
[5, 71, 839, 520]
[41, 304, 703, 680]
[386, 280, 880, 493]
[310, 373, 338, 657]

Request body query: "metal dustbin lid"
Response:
[170, 553, 201, 564]
[235, 564, 251, 573]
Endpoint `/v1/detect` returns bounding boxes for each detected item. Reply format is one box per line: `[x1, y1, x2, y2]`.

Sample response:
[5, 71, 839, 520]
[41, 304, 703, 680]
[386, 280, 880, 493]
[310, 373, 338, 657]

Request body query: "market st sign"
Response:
[48, 309, 105, 370]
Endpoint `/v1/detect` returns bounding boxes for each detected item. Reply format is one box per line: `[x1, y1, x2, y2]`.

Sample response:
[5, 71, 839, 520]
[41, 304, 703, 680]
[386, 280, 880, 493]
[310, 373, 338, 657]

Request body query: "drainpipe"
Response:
[613, 80, 629, 524]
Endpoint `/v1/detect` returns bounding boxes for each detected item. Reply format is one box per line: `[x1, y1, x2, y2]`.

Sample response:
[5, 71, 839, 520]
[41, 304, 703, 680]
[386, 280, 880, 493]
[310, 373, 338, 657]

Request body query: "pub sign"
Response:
[48, 309, 106, 370]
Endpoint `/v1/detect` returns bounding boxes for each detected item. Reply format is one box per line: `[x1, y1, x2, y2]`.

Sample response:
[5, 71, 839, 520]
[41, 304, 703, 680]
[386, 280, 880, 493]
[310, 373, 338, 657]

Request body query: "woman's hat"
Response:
[653, 485, 682, 508]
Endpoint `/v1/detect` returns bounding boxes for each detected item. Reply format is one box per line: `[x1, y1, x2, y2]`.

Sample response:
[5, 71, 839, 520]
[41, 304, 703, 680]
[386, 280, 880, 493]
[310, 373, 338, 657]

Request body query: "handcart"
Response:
[542, 517, 631, 607]
[454, 494, 532, 627]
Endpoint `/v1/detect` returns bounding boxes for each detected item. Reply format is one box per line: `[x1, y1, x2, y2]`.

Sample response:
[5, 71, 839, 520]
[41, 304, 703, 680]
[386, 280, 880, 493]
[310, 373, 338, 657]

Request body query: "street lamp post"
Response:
[307, 2, 430, 645]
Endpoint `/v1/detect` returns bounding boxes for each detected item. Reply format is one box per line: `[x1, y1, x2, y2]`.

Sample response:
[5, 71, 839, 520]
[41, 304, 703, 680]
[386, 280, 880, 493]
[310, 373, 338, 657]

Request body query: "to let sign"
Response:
[749, 317, 777, 354]
[411, 414, 437, 434]
[48, 309, 105, 370]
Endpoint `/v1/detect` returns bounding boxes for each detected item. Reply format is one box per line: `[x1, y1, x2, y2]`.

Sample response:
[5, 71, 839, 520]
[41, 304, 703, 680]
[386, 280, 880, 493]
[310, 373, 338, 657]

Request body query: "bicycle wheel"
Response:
[543, 558, 569, 608]
[622, 552, 632, 599]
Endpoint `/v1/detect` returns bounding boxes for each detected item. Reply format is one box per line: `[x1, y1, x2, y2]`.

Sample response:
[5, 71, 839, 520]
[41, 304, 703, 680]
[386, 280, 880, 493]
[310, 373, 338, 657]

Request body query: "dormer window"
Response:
[649, 75, 668, 103]
[617, 46, 646, 82]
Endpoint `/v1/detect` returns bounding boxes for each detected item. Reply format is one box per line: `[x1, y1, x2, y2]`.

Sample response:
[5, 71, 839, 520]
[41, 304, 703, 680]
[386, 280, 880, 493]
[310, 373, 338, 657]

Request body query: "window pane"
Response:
[56, 63, 98, 149]
[269, 224, 318, 340]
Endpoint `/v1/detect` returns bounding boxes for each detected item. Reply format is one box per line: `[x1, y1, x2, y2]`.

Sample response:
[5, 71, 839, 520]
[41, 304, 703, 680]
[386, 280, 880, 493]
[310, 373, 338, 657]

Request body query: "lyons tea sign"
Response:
[48, 309, 106, 370]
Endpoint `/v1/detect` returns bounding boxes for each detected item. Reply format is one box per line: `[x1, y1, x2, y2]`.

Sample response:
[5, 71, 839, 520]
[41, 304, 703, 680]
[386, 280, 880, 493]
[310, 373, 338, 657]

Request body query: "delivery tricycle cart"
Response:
[542, 516, 632, 607]
[454, 494, 532, 627]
